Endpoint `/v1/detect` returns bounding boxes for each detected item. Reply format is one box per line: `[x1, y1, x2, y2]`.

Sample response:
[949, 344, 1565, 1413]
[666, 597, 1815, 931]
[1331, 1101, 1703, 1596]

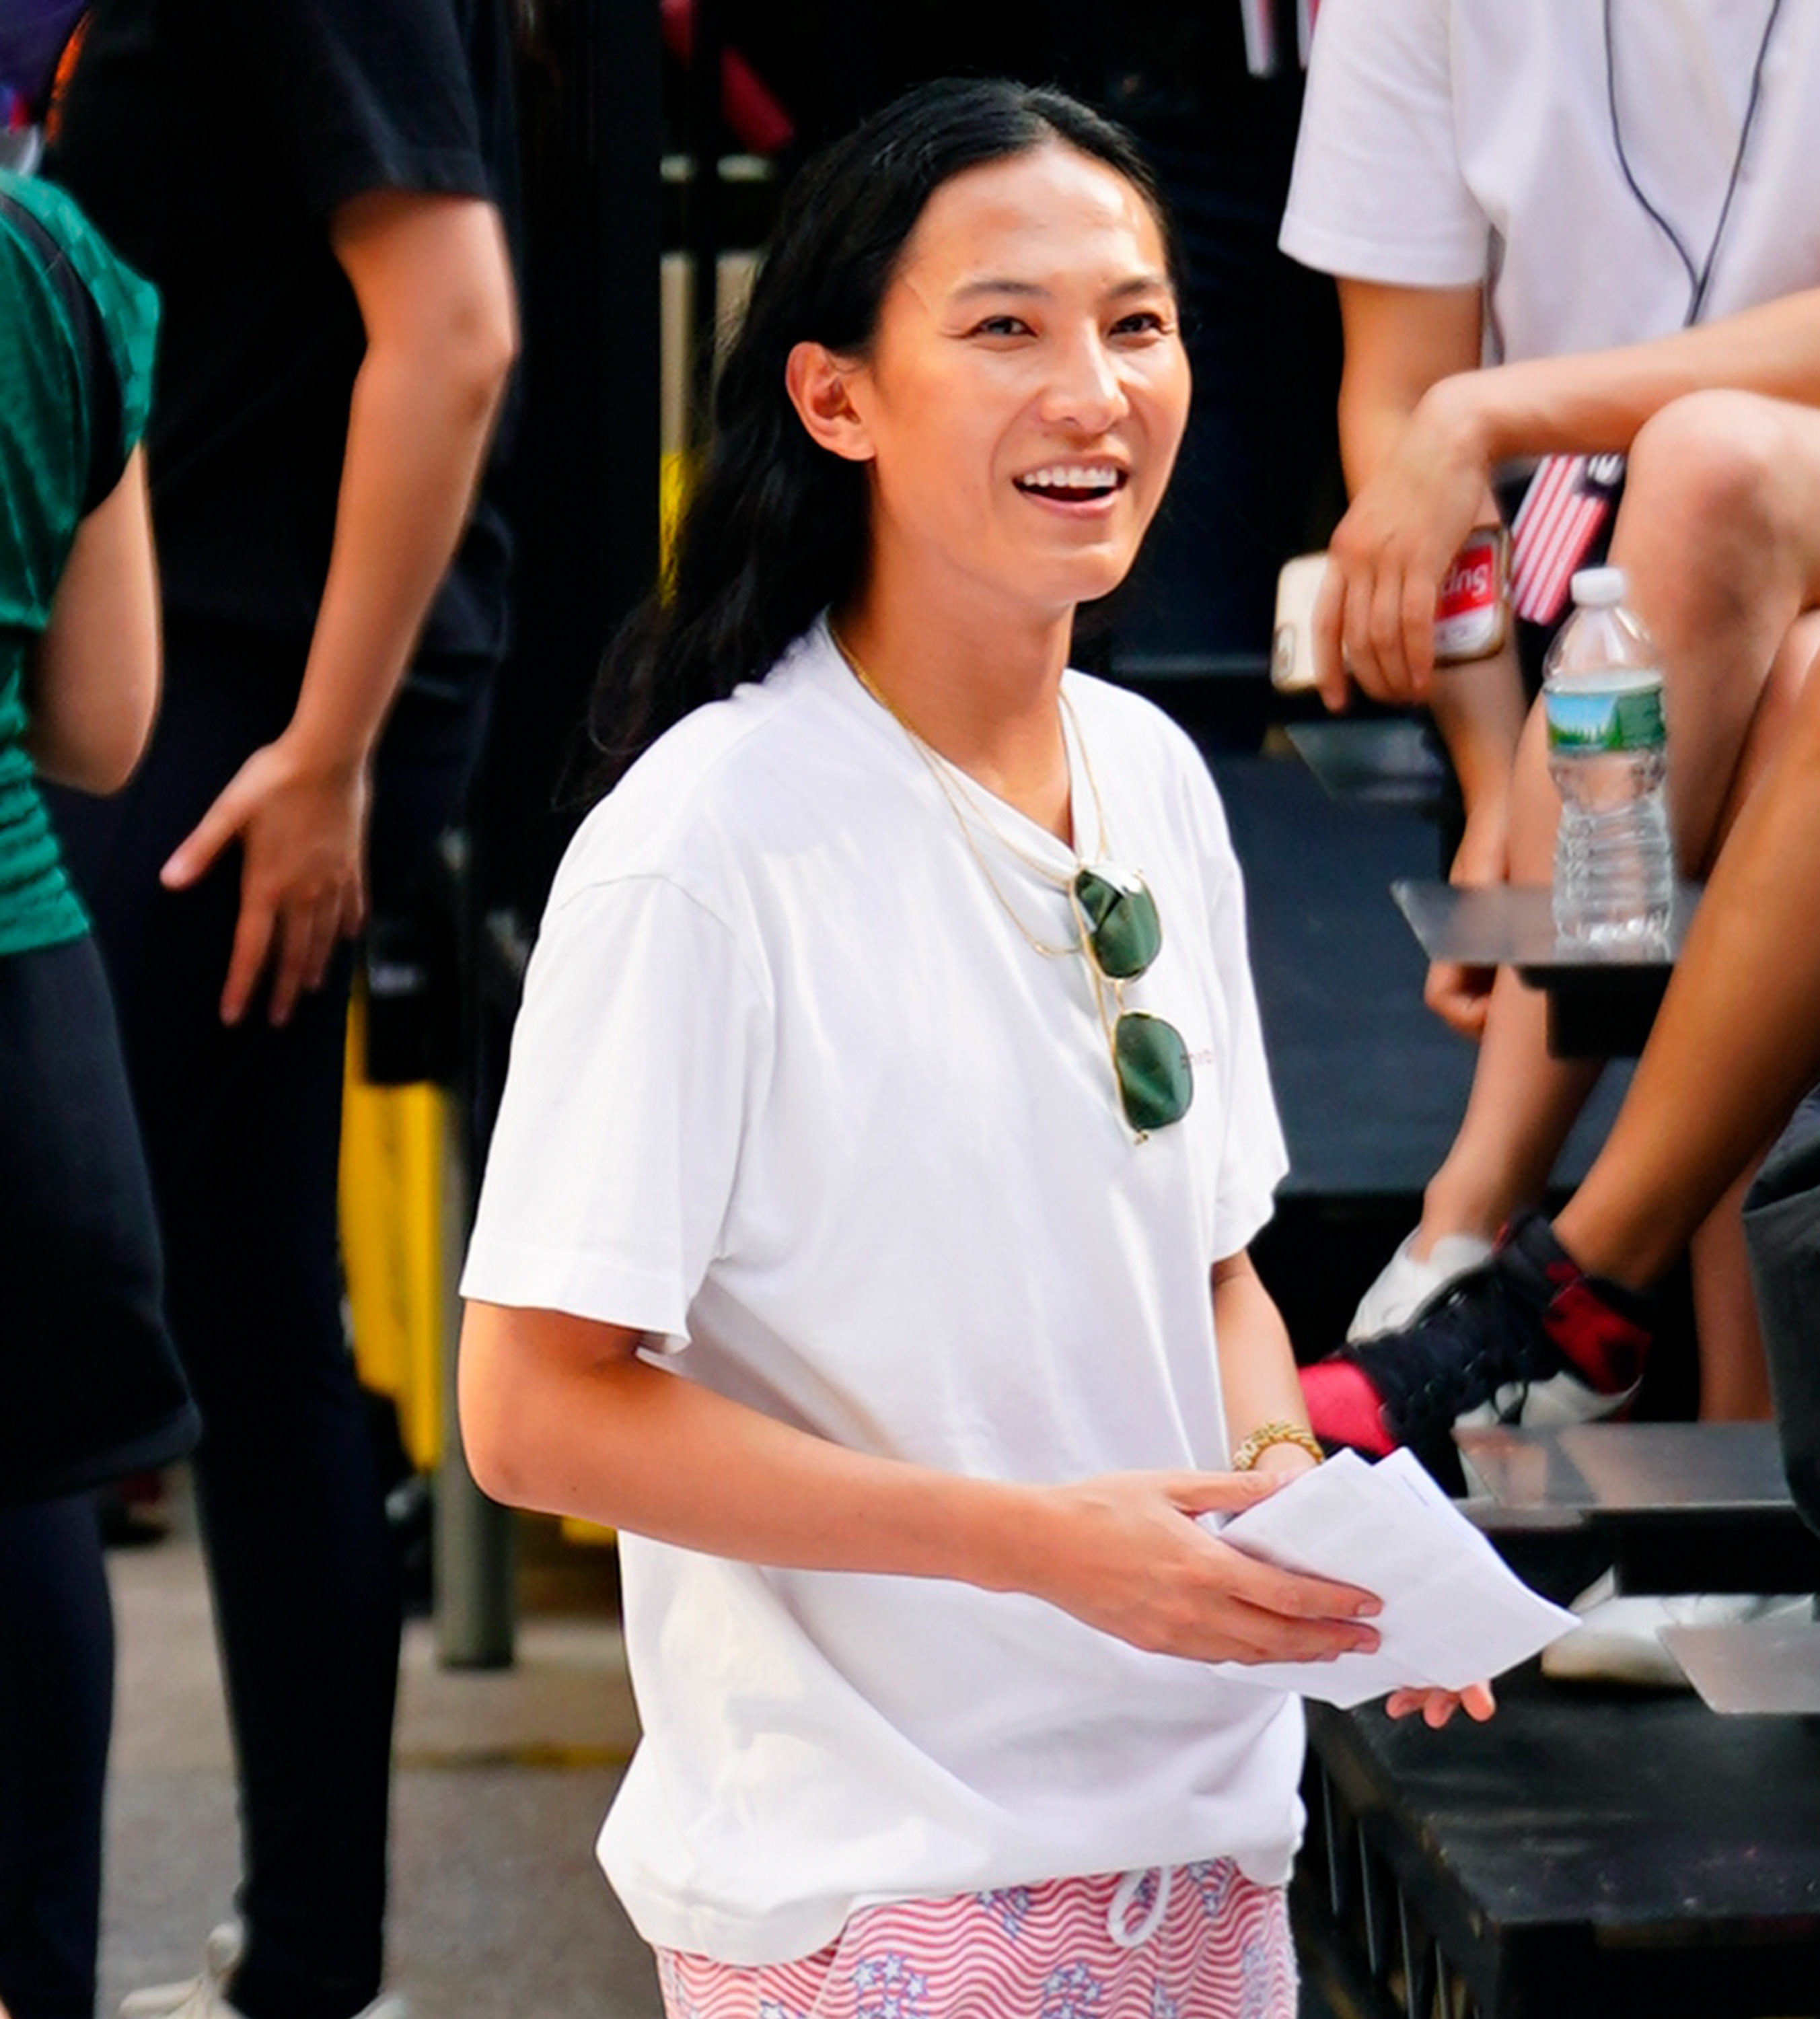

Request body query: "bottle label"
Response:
[1432, 526, 1508, 662]
[1545, 680, 1665, 752]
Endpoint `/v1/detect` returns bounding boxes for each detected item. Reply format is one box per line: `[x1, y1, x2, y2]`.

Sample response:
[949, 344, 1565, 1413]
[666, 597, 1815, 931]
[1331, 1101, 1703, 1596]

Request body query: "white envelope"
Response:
[1202, 1448, 1577, 1708]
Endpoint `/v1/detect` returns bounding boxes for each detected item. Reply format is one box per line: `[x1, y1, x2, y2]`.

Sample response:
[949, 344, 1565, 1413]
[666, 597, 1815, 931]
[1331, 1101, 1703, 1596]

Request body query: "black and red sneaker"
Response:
[1301, 1213, 1652, 1458]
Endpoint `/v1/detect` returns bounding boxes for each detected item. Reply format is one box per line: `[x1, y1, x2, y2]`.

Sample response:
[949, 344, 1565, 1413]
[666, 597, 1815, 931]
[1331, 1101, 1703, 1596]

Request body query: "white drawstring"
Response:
[1106, 1865, 1172, 1948]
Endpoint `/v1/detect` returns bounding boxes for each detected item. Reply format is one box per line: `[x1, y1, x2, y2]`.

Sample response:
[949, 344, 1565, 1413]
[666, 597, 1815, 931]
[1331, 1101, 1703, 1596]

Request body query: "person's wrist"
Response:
[1251, 1441, 1321, 1481]
[275, 716, 372, 787]
[1418, 371, 1496, 477]
[956, 1475, 1059, 1600]
[1230, 1420, 1325, 1474]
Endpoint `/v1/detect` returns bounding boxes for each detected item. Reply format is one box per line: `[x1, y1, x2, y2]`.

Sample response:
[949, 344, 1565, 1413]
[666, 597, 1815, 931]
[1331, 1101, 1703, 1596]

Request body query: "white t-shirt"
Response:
[1279, 0, 1820, 362]
[461, 621, 1301, 1964]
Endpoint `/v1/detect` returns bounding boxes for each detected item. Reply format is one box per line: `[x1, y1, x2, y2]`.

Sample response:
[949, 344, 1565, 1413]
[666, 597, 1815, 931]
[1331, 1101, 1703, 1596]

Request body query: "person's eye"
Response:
[969, 314, 1033, 339]
[1110, 309, 1173, 338]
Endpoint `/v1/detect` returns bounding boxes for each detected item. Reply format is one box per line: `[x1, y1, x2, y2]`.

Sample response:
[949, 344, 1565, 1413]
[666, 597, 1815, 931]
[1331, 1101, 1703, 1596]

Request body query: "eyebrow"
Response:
[949, 273, 1174, 304]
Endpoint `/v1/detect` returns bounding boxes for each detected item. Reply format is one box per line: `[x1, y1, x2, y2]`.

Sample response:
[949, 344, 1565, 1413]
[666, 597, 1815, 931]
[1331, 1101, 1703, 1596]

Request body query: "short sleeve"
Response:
[1278, 0, 1490, 289]
[460, 875, 775, 1341]
[1200, 820, 1289, 1262]
[1186, 767, 1299, 1260]
[0, 174, 156, 630]
[8, 173, 159, 466]
[225, 0, 491, 219]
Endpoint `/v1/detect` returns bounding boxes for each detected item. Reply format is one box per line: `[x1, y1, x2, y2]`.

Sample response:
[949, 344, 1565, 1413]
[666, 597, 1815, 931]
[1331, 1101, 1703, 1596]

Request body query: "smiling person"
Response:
[458, 79, 1487, 2019]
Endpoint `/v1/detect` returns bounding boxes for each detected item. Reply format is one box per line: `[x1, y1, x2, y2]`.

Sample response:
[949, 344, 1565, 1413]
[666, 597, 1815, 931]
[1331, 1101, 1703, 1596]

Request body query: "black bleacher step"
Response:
[1299, 1673, 1820, 2019]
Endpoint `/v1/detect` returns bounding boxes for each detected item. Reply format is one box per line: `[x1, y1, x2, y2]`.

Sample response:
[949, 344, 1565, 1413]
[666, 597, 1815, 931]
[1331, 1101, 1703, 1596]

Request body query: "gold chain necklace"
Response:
[830, 627, 1144, 1119]
[830, 627, 1113, 960]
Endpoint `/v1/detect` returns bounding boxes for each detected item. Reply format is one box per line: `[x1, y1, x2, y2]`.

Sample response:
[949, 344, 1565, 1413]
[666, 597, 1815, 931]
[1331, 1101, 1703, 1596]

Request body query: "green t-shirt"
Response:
[0, 168, 158, 955]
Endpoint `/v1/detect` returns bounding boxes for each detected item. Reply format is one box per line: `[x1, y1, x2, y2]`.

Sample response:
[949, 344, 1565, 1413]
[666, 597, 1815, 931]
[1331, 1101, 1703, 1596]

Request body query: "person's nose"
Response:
[1038, 326, 1129, 436]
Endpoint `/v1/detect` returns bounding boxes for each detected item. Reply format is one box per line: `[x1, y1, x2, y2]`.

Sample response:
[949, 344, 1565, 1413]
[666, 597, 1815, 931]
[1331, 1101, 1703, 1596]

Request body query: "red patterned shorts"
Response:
[655, 1859, 1296, 2019]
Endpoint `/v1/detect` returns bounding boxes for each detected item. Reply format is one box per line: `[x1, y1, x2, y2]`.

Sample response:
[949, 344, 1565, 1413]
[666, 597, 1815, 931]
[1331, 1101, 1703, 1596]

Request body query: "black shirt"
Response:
[46, 0, 518, 668]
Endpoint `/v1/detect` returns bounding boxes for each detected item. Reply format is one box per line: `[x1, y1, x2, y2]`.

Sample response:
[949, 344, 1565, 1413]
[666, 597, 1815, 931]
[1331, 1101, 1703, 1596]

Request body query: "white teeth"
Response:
[1018, 464, 1122, 491]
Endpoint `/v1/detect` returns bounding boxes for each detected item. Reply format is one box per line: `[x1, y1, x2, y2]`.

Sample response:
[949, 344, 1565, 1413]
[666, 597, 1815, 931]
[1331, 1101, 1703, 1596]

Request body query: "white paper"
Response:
[1202, 1449, 1577, 1707]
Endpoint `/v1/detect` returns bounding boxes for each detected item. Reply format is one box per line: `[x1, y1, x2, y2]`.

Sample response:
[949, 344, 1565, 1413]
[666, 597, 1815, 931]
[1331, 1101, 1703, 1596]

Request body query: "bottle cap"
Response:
[1570, 566, 1628, 608]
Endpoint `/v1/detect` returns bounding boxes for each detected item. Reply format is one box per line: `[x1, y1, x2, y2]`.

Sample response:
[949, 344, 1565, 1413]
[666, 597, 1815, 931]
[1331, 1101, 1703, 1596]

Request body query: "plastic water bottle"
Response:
[1544, 566, 1672, 945]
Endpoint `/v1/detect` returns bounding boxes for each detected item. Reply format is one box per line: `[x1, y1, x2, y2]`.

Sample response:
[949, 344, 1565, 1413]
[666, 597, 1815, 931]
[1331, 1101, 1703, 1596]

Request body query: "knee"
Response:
[1621, 392, 1794, 610]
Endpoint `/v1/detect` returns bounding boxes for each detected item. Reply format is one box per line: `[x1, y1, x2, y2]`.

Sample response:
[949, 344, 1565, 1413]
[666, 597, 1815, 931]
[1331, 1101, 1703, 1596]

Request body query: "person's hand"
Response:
[1313, 384, 1490, 711]
[161, 730, 371, 1026]
[1424, 793, 1510, 1039]
[1023, 1469, 1383, 1666]
[1385, 1680, 1497, 1727]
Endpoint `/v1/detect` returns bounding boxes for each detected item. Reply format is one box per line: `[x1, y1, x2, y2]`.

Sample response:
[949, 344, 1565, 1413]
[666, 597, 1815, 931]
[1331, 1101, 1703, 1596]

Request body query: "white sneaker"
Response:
[120, 1925, 404, 2019]
[1348, 1231, 1494, 1341]
[1540, 1572, 1803, 1687]
[121, 1923, 244, 2018]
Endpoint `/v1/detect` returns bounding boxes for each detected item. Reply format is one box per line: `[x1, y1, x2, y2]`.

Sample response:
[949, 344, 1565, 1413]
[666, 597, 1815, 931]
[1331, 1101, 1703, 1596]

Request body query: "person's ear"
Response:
[785, 341, 875, 462]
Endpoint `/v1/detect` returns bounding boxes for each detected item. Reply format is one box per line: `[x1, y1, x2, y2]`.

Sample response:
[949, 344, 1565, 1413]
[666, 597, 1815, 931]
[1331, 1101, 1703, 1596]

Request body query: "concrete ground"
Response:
[102, 1495, 665, 2019]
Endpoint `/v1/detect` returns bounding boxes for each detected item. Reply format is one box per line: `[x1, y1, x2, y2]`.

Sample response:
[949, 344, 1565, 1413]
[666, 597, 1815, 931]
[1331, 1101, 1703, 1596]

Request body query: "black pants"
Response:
[50, 629, 491, 2019]
[0, 1495, 112, 2019]
[0, 928, 190, 2019]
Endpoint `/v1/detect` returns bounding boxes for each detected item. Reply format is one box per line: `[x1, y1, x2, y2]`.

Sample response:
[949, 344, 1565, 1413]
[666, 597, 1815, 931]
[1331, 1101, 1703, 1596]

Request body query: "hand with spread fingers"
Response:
[161, 730, 370, 1028]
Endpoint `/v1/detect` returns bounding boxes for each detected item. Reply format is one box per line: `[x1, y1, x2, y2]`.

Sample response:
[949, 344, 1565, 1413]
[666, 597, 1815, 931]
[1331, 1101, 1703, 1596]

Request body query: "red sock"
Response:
[1299, 1360, 1393, 1457]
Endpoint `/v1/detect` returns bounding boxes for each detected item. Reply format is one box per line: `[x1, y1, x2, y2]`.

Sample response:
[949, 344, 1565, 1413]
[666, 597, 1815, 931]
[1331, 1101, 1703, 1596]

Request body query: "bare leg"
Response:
[1412, 392, 1820, 1258]
[1418, 705, 1598, 1245]
[1654, 618, 1816, 1422]
[1687, 1164, 1774, 1421]
[1557, 644, 1820, 1289]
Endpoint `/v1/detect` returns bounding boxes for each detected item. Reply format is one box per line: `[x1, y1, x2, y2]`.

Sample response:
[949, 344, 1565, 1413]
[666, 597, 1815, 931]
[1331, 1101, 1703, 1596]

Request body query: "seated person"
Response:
[1277, 0, 1820, 1456]
[1364, 627, 1820, 1512]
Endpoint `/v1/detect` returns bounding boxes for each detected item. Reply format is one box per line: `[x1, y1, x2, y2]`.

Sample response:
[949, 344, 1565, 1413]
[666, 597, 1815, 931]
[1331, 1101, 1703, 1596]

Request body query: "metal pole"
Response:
[435, 831, 515, 1668]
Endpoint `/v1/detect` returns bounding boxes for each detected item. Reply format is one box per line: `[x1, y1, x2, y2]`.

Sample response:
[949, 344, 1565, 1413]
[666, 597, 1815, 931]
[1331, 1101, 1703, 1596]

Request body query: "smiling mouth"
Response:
[1013, 464, 1128, 503]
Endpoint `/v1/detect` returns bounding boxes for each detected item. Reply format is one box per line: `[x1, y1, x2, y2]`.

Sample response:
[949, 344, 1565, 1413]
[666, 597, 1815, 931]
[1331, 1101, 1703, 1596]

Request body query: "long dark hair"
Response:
[583, 77, 1182, 794]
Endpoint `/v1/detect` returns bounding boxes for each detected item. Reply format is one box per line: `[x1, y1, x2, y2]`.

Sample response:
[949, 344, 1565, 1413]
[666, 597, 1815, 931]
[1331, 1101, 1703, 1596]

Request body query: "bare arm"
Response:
[1212, 1250, 1321, 1484]
[162, 190, 517, 1025]
[1322, 281, 1820, 707]
[1317, 281, 1529, 1036]
[457, 1298, 1387, 1666]
[26, 446, 159, 793]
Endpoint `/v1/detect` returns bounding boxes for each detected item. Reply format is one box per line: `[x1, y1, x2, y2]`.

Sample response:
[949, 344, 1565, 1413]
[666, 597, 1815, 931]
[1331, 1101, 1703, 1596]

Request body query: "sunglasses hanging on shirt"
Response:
[832, 632, 1194, 1140]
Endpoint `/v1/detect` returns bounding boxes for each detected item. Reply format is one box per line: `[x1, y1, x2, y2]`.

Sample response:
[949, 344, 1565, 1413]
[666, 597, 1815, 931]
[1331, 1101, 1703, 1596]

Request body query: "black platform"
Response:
[1393, 880, 1702, 1059]
[1459, 1423, 1820, 1599]
[1297, 1674, 1820, 2019]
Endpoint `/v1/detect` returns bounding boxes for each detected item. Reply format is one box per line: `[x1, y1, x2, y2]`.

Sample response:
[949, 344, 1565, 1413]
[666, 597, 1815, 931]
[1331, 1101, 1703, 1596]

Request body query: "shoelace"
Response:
[1106, 1866, 1172, 1948]
[1352, 1270, 1563, 1443]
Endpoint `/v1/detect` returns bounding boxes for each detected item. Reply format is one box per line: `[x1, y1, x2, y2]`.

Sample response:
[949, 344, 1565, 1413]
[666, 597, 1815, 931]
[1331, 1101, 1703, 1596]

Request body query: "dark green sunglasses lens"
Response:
[1075, 866, 1162, 980]
[1114, 1012, 1194, 1133]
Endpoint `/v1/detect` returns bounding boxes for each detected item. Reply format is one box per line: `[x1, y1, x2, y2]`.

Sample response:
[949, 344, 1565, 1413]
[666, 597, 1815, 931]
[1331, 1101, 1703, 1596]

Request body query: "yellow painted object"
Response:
[659, 448, 690, 590]
[340, 990, 447, 1471]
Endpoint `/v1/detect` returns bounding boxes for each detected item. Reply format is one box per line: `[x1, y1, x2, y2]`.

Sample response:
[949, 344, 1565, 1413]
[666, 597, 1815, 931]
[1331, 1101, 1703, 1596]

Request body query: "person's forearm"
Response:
[1340, 374, 1500, 524]
[459, 1302, 1044, 1592]
[1212, 1254, 1313, 1454]
[1430, 287, 1820, 470]
[285, 322, 511, 774]
[458, 1299, 1377, 1662]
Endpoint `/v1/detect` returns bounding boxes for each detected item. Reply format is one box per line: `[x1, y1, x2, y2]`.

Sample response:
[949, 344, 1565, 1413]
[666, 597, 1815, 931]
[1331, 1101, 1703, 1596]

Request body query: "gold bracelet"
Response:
[1229, 1421, 1325, 1473]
